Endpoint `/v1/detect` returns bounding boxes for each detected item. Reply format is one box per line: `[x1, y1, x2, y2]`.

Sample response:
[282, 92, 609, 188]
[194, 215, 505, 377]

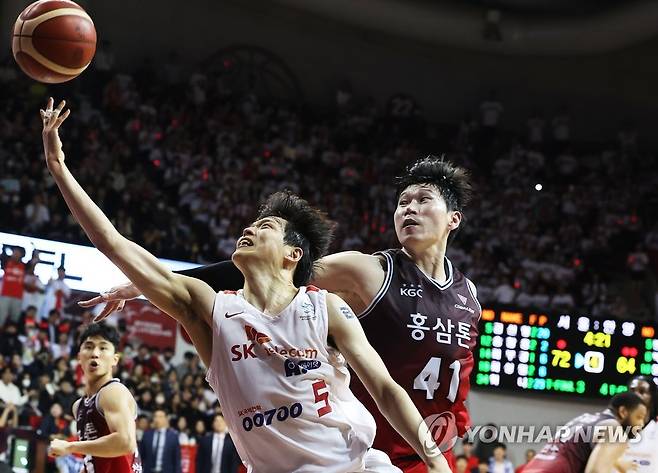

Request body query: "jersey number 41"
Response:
[414, 357, 461, 402]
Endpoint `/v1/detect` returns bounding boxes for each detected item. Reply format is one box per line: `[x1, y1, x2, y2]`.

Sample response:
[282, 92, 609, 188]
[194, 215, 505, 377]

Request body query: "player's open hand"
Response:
[78, 281, 142, 322]
[48, 438, 72, 457]
[40, 97, 70, 168]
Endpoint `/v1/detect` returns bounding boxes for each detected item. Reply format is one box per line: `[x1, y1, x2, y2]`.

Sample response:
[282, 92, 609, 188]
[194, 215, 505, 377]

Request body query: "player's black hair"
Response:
[77, 323, 120, 353]
[609, 391, 645, 414]
[627, 375, 658, 420]
[257, 191, 336, 286]
[395, 156, 472, 244]
[395, 155, 473, 213]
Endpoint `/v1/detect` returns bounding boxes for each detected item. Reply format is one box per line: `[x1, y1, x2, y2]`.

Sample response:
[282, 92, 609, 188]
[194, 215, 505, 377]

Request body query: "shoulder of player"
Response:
[319, 251, 384, 277]
[72, 398, 81, 417]
[97, 381, 133, 408]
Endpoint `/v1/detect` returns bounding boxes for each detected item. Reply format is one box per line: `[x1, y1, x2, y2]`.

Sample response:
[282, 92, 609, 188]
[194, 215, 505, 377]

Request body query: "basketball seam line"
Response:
[14, 34, 96, 44]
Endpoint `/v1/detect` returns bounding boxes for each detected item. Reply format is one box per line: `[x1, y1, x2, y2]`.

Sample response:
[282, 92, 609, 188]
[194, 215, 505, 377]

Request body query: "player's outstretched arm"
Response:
[80, 249, 383, 320]
[41, 98, 215, 360]
[50, 383, 136, 457]
[585, 421, 631, 473]
[326, 293, 451, 473]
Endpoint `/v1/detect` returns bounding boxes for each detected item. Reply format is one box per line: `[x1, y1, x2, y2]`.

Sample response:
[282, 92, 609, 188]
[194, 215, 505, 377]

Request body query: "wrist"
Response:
[66, 441, 79, 455]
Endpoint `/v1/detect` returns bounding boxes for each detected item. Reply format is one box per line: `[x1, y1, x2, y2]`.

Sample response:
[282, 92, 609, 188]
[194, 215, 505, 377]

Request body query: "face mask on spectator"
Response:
[22, 377, 31, 388]
[155, 394, 165, 405]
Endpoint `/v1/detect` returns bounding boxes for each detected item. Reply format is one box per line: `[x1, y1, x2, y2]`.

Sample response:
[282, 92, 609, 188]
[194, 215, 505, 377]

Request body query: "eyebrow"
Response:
[251, 217, 281, 228]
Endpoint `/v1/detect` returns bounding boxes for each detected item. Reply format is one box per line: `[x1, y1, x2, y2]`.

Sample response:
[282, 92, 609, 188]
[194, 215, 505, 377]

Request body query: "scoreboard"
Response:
[473, 308, 658, 398]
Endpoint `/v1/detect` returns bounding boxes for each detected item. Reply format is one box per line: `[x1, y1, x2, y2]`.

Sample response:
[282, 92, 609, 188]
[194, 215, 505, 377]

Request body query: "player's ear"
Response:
[285, 246, 303, 264]
[448, 210, 462, 231]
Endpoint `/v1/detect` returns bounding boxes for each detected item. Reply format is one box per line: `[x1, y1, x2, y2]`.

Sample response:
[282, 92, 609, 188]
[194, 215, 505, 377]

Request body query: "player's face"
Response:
[394, 184, 461, 252]
[233, 217, 298, 270]
[629, 379, 652, 409]
[620, 403, 648, 431]
[77, 336, 119, 378]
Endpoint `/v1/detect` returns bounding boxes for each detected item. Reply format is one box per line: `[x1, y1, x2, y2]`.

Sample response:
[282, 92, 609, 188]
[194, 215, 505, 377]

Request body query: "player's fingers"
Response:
[54, 109, 70, 127]
[117, 300, 126, 312]
[46, 97, 53, 112]
[78, 295, 105, 307]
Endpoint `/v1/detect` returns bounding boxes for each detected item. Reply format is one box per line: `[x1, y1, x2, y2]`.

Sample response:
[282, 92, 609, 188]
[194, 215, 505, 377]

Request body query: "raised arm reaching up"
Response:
[40, 98, 216, 366]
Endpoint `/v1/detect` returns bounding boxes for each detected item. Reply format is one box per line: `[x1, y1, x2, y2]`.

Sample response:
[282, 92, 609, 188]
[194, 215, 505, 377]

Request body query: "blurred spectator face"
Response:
[152, 409, 168, 429]
[394, 184, 459, 253]
[50, 403, 63, 418]
[493, 446, 506, 461]
[212, 414, 227, 433]
[1, 369, 13, 385]
[455, 457, 468, 473]
[462, 441, 473, 456]
[177, 416, 188, 432]
[9, 247, 24, 262]
[137, 416, 149, 432]
[194, 419, 206, 435]
[57, 267, 66, 279]
[61, 379, 73, 393]
[525, 449, 536, 462]
[478, 461, 489, 473]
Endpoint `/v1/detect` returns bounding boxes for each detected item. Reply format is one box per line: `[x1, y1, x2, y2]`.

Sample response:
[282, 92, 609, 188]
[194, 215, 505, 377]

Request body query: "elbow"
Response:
[117, 432, 137, 456]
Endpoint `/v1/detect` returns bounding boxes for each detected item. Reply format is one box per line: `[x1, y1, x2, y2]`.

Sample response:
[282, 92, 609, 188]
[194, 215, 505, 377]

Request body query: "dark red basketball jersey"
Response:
[350, 249, 480, 464]
[522, 409, 619, 473]
[76, 379, 142, 473]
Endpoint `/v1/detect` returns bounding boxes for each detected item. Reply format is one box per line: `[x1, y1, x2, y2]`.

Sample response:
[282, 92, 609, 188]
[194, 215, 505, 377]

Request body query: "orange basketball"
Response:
[12, 0, 97, 84]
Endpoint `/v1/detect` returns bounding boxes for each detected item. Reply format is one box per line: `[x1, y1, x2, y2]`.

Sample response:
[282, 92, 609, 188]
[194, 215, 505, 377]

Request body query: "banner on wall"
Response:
[121, 299, 178, 350]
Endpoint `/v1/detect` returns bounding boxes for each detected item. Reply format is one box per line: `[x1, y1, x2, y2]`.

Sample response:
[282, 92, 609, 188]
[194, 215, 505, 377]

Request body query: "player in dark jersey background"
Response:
[48, 323, 141, 473]
[522, 392, 647, 473]
[81, 156, 479, 473]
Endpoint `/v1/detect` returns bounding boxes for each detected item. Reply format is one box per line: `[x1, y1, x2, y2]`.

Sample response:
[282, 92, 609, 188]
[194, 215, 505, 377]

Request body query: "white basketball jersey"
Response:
[615, 419, 658, 473]
[205, 286, 377, 473]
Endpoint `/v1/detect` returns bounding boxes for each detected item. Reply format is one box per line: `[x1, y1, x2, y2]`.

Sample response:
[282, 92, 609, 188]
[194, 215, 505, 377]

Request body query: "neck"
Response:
[85, 372, 113, 397]
[402, 243, 448, 283]
[242, 268, 298, 315]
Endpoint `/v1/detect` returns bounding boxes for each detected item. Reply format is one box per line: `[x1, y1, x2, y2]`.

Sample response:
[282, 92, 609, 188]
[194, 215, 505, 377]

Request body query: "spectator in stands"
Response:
[24, 194, 50, 232]
[21, 259, 45, 313]
[0, 247, 26, 327]
[0, 368, 26, 408]
[515, 449, 536, 473]
[488, 443, 514, 473]
[455, 455, 469, 473]
[36, 402, 69, 441]
[473, 459, 490, 473]
[53, 378, 76, 419]
[461, 439, 480, 471]
[40, 268, 71, 320]
[140, 409, 182, 473]
[196, 413, 240, 473]
[0, 402, 18, 463]
[0, 323, 22, 358]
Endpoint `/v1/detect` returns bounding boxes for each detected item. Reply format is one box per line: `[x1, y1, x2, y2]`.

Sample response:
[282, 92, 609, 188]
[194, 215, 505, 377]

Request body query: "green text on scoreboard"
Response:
[473, 309, 657, 398]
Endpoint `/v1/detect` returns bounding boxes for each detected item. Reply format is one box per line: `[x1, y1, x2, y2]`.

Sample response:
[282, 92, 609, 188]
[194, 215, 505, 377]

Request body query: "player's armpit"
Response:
[313, 252, 385, 305]
[176, 311, 213, 368]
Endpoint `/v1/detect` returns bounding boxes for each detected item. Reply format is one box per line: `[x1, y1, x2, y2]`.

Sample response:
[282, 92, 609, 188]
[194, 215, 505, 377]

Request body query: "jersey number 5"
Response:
[413, 357, 461, 401]
[312, 380, 332, 417]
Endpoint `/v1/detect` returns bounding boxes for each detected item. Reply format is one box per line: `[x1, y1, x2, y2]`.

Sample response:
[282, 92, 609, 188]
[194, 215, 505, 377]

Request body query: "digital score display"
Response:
[473, 309, 658, 398]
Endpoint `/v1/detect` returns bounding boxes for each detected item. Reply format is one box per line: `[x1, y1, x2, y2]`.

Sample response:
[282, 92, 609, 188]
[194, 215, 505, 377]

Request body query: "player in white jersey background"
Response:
[614, 375, 658, 473]
[40, 97, 451, 473]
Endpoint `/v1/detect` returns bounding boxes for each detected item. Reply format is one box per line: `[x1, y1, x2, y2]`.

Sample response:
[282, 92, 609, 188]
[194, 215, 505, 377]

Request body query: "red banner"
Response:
[122, 300, 178, 350]
[181, 445, 197, 473]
